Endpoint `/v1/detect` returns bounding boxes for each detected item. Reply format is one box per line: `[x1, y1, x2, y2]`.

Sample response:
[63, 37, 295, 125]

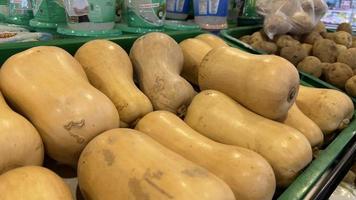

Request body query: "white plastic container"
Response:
[194, 0, 228, 30]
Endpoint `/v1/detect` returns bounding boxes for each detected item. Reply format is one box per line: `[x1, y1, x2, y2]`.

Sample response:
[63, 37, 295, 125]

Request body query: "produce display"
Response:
[238, 22, 356, 99]
[0, 32, 354, 200]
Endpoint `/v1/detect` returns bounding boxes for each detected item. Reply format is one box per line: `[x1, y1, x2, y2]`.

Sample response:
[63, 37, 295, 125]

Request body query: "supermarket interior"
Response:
[0, 0, 355, 200]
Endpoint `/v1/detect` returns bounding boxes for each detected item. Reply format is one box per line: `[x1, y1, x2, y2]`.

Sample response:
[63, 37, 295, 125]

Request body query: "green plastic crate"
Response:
[0, 30, 205, 65]
[220, 26, 356, 105]
[0, 29, 355, 199]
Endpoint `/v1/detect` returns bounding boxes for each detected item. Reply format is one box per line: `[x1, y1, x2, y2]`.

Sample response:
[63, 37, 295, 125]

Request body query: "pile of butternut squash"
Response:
[0, 32, 353, 200]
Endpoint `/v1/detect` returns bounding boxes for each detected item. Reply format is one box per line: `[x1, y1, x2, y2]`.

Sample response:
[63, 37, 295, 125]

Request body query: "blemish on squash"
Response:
[181, 168, 209, 178]
[102, 149, 115, 166]
[144, 169, 164, 180]
[64, 119, 86, 131]
[116, 102, 129, 112]
[287, 87, 297, 102]
[129, 178, 150, 200]
[144, 178, 173, 199]
[64, 120, 86, 144]
[35, 143, 42, 151]
[68, 132, 86, 144]
[107, 135, 117, 145]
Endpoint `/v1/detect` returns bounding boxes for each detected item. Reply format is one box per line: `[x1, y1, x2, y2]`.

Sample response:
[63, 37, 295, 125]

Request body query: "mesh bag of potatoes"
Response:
[256, 0, 328, 39]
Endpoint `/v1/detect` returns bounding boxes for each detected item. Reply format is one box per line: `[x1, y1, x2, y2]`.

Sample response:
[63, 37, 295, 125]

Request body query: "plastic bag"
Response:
[256, 0, 328, 39]
[330, 182, 356, 200]
[0, 32, 53, 43]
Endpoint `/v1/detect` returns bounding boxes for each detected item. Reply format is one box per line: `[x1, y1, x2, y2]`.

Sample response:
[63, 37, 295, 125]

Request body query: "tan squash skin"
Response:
[130, 32, 197, 115]
[184, 90, 312, 187]
[136, 111, 276, 200]
[75, 40, 153, 127]
[199, 47, 300, 120]
[0, 46, 120, 166]
[78, 128, 236, 200]
[195, 34, 229, 48]
[278, 103, 324, 147]
[0, 92, 44, 174]
[179, 38, 213, 85]
[0, 166, 73, 200]
[296, 86, 354, 134]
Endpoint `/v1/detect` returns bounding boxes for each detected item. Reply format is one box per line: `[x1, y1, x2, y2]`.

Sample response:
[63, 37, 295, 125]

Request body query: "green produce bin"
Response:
[0, 30, 354, 200]
[0, 30, 206, 64]
[219, 26, 356, 105]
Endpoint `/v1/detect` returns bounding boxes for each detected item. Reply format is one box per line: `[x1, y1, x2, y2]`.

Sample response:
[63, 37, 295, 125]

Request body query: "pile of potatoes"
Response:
[240, 22, 356, 98]
[0, 32, 354, 200]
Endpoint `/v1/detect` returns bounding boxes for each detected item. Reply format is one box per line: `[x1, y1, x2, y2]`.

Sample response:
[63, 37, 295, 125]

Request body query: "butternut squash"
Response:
[75, 40, 153, 127]
[184, 90, 312, 187]
[199, 47, 300, 120]
[0, 46, 120, 166]
[136, 111, 276, 200]
[78, 128, 236, 200]
[0, 92, 44, 174]
[130, 32, 196, 116]
[195, 34, 229, 48]
[0, 166, 73, 200]
[278, 103, 324, 147]
[179, 39, 213, 85]
[296, 86, 354, 134]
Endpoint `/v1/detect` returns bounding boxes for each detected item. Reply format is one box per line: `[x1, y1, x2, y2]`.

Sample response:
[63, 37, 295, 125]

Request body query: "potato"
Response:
[319, 63, 333, 76]
[250, 32, 266, 44]
[302, 43, 313, 55]
[301, 0, 314, 12]
[321, 32, 335, 40]
[345, 76, 356, 97]
[303, 32, 323, 45]
[275, 35, 300, 49]
[337, 23, 352, 34]
[352, 41, 356, 48]
[324, 62, 353, 88]
[251, 41, 278, 54]
[280, 44, 308, 65]
[239, 35, 251, 44]
[312, 39, 338, 63]
[297, 56, 322, 77]
[337, 48, 356, 69]
[336, 44, 347, 56]
[290, 12, 314, 34]
[292, 34, 302, 42]
[342, 171, 356, 185]
[264, 14, 292, 39]
[313, 0, 328, 16]
[333, 31, 352, 48]
[313, 21, 327, 33]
